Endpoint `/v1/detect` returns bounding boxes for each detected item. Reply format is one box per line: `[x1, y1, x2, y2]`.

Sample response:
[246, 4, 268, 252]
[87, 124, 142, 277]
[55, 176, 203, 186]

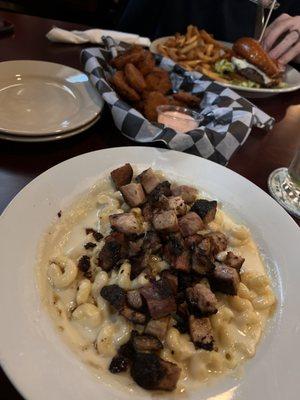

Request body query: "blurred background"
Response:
[0, 0, 127, 27]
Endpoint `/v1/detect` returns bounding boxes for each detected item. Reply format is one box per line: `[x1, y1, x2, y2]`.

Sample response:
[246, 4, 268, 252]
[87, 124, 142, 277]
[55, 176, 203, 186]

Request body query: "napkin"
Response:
[46, 27, 151, 47]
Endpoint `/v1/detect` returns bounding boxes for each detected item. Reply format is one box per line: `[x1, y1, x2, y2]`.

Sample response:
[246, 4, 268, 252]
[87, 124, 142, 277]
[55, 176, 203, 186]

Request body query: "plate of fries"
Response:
[151, 25, 300, 98]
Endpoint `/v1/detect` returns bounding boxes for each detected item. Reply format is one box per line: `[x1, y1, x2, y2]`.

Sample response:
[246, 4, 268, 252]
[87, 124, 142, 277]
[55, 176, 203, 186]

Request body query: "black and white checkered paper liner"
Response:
[81, 37, 275, 165]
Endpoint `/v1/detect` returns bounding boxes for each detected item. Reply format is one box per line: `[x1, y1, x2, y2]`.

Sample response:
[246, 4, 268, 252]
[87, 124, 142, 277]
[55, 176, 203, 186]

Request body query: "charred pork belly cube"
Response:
[140, 280, 176, 319]
[165, 233, 185, 256]
[186, 283, 217, 316]
[157, 359, 181, 391]
[85, 228, 103, 242]
[206, 232, 228, 255]
[163, 234, 191, 272]
[177, 270, 201, 292]
[210, 264, 240, 295]
[132, 334, 163, 352]
[130, 251, 150, 280]
[128, 238, 144, 256]
[191, 251, 215, 275]
[77, 255, 91, 273]
[118, 333, 137, 360]
[168, 196, 187, 216]
[109, 212, 143, 235]
[145, 317, 170, 341]
[172, 250, 191, 272]
[162, 196, 187, 216]
[178, 212, 204, 237]
[148, 181, 171, 205]
[97, 232, 127, 271]
[185, 234, 203, 250]
[130, 353, 163, 390]
[171, 185, 198, 204]
[198, 237, 211, 256]
[161, 270, 178, 294]
[130, 353, 180, 391]
[100, 284, 126, 311]
[120, 306, 147, 324]
[152, 210, 179, 233]
[136, 168, 161, 194]
[127, 290, 143, 310]
[109, 355, 129, 373]
[224, 251, 245, 272]
[142, 230, 162, 253]
[189, 315, 214, 350]
[190, 199, 217, 224]
[174, 301, 189, 333]
[110, 163, 133, 189]
[120, 183, 146, 207]
[141, 202, 153, 222]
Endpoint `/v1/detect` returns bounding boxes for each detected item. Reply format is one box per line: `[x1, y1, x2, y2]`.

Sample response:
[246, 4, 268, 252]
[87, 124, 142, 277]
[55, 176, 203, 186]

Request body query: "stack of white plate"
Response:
[0, 60, 104, 142]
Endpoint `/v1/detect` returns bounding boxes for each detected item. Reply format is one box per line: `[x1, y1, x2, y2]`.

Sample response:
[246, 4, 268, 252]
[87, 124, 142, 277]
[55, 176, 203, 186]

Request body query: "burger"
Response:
[232, 37, 282, 87]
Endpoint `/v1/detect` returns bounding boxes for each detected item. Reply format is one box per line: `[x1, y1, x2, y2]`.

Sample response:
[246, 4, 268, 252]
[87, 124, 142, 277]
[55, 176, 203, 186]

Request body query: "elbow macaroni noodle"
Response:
[40, 175, 276, 389]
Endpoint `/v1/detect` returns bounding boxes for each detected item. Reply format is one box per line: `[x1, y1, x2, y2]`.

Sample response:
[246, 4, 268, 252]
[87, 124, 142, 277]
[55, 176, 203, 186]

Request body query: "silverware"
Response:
[258, 0, 277, 42]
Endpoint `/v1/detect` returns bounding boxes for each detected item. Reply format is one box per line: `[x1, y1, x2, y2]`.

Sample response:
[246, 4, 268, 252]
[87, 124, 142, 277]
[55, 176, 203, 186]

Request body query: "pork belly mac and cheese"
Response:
[37, 164, 276, 393]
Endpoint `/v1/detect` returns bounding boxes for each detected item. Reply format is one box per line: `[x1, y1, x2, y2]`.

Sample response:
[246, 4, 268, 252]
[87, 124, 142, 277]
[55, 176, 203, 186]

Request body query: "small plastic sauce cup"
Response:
[157, 105, 202, 133]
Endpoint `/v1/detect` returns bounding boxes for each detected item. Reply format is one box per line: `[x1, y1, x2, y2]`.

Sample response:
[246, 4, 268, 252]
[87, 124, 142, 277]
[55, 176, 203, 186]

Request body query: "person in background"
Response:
[118, 0, 300, 66]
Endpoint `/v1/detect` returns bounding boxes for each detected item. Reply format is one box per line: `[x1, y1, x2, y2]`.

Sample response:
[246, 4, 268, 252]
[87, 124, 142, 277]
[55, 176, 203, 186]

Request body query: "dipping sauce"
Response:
[157, 105, 202, 133]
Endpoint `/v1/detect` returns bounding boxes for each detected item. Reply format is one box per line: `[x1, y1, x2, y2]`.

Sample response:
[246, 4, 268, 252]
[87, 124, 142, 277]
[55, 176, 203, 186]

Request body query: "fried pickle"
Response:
[136, 51, 156, 75]
[112, 71, 140, 102]
[143, 91, 169, 122]
[145, 69, 172, 94]
[110, 51, 144, 70]
[173, 92, 201, 107]
[124, 63, 147, 93]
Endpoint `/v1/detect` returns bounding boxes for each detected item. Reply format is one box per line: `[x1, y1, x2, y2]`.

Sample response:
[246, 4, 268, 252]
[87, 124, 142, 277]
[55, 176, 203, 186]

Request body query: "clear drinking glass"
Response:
[268, 149, 300, 218]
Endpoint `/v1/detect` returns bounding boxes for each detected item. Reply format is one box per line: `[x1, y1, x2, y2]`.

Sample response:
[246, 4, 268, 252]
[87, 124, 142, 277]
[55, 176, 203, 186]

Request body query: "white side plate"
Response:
[0, 114, 100, 142]
[0, 60, 104, 136]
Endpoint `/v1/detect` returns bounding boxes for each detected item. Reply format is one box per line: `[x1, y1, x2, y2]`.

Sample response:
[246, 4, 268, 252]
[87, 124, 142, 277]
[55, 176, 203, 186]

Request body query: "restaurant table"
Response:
[0, 10, 299, 400]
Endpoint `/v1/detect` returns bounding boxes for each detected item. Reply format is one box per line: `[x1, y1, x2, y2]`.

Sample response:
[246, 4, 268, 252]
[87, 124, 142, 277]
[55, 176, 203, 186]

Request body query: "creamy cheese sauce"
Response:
[231, 56, 272, 85]
[37, 170, 276, 395]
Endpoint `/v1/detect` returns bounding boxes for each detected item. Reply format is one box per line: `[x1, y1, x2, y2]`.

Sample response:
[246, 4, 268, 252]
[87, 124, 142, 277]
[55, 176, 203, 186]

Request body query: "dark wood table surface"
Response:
[0, 10, 299, 400]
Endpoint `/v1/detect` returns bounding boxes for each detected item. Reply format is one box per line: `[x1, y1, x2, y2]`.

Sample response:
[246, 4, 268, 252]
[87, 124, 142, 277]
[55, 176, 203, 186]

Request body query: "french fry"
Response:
[181, 41, 198, 54]
[199, 66, 230, 83]
[186, 25, 195, 40]
[156, 25, 233, 82]
[185, 35, 198, 45]
[183, 60, 202, 66]
[206, 44, 214, 56]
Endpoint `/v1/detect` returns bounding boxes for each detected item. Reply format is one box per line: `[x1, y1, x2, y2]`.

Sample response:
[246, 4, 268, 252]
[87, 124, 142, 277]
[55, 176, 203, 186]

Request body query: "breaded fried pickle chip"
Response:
[124, 63, 147, 93]
[110, 51, 144, 70]
[112, 71, 140, 102]
[136, 51, 156, 76]
[145, 69, 172, 94]
[173, 92, 201, 107]
[143, 91, 169, 122]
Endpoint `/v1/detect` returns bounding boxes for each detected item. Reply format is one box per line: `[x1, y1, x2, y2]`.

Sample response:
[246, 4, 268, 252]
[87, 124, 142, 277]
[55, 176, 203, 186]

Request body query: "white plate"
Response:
[0, 147, 299, 400]
[0, 60, 104, 136]
[0, 114, 101, 142]
[151, 37, 300, 98]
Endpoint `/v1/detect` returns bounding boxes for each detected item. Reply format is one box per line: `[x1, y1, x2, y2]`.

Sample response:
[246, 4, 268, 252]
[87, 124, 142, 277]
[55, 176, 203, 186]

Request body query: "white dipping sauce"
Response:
[158, 110, 199, 133]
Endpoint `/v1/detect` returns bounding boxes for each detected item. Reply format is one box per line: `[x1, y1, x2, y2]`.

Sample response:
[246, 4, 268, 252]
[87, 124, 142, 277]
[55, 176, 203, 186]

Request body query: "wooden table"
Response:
[0, 10, 299, 399]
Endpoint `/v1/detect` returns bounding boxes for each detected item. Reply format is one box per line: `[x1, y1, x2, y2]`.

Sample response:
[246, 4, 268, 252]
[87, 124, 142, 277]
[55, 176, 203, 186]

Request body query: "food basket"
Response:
[81, 37, 274, 165]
